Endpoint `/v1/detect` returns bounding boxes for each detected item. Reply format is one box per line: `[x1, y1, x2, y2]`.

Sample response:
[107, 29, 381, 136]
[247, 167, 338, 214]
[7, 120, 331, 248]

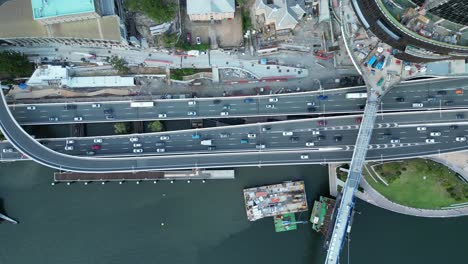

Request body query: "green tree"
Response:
[0, 130, 5, 141]
[125, 0, 176, 24]
[148, 120, 164, 132]
[0, 51, 34, 78]
[160, 33, 178, 48]
[109, 56, 129, 74]
[114, 122, 129, 134]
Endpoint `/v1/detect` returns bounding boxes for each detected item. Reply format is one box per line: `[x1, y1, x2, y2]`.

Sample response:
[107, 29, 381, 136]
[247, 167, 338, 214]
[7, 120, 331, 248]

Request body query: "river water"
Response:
[0, 161, 466, 264]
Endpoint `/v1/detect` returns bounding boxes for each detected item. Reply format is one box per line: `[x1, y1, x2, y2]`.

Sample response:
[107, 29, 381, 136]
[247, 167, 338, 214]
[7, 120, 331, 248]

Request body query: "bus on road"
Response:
[130, 102, 154, 108]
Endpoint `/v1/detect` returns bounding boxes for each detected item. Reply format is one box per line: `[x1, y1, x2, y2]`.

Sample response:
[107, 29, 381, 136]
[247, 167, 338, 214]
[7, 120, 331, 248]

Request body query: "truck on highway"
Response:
[345, 92, 367, 99]
[201, 140, 213, 146]
[130, 101, 154, 108]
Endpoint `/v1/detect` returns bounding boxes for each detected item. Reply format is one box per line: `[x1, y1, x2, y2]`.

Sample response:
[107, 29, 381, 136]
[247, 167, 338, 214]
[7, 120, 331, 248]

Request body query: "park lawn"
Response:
[363, 159, 468, 209]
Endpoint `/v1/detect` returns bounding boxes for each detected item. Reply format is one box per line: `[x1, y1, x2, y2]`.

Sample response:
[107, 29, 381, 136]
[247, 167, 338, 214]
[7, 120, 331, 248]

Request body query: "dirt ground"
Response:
[184, 7, 243, 48]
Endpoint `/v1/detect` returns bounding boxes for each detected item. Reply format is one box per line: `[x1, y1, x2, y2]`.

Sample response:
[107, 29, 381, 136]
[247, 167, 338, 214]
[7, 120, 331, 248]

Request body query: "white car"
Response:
[92, 103, 101, 108]
[220, 111, 229, 116]
[64, 146, 74, 151]
[158, 113, 167, 118]
[2, 148, 14, 153]
[188, 100, 197, 106]
[133, 143, 142, 148]
[156, 148, 166, 153]
[390, 139, 400, 143]
[129, 137, 139, 142]
[26, 105, 36, 110]
[312, 130, 320, 135]
[300, 154, 309, 160]
[425, 138, 435, 143]
[160, 135, 170, 141]
[133, 148, 143, 153]
[66, 139, 75, 144]
[73, 116, 83, 121]
[412, 103, 424, 108]
[430, 132, 441, 137]
[247, 133, 256, 139]
[305, 142, 315, 147]
[266, 104, 275, 109]
[283, 131, 293, 136]
[417, 127, 426, 131]
[93, 138, 102, 143]
[455, 137, 467, 142]
[269, 97, 278, 102]
[256, 144, 266, 149]
[187, 111, 197, 116]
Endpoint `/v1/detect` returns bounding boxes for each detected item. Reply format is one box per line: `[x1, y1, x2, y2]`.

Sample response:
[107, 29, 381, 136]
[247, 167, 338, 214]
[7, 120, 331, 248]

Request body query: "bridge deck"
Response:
[325, 95, 379, 263]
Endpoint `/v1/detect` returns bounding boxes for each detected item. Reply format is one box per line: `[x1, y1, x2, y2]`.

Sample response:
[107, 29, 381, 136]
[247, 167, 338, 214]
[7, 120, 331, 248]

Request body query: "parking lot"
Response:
[184, 7, 243, 48]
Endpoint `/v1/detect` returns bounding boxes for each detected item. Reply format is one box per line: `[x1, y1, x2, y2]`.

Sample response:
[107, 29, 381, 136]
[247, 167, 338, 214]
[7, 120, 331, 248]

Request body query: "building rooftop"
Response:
[0, 0, 121, 41]
[63, 76, 135, 88]
[31, 0, 96, 20]
[243, 181, 308, 221]
[27, 65, 135, 88]
[255, 0, 306, 30]
[187, 0, 235, 15]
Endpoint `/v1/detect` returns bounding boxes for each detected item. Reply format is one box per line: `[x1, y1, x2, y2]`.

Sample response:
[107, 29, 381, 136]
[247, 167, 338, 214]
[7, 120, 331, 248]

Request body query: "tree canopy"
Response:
[109, 56, 129, 74]
[0, 51, 34, 78]
[125, 0, 176, 24]
[148, 120, 164, 132]
[114, 122, 129, 134]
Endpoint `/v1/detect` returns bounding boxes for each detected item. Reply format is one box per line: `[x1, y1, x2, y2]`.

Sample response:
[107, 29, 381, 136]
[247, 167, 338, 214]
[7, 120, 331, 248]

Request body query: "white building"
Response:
[187, 0, 235, 21]
[27, 65, 135, 88]
[255, 0, 306, 31]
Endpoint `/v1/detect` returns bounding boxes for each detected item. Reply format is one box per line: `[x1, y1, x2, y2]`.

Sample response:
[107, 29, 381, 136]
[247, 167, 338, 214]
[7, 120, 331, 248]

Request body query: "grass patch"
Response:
[176, 42, 210, 51]
[170, 68, 196, 81]
[363, 159, 468, 209]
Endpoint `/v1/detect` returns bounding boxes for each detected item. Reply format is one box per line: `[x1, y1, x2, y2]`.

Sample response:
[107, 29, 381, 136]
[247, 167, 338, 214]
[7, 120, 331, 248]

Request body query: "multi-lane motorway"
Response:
[2, 83, 468, 171]
[8, 78, 468, 125]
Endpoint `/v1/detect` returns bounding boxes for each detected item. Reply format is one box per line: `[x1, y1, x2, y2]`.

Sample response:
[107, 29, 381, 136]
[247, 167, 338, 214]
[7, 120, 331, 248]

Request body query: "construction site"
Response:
[243, 181, 308, 222]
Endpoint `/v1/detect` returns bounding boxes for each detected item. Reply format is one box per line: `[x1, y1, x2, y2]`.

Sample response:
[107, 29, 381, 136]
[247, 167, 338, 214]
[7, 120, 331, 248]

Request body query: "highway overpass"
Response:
[2, 85, 468, 171]
[7, 77, 468, 125]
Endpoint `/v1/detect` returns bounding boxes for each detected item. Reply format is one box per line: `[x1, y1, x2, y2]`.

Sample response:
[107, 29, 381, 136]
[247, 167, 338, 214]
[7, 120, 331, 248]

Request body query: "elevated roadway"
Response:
[8, 78, 468, 125]
[2, 83, 468, 171]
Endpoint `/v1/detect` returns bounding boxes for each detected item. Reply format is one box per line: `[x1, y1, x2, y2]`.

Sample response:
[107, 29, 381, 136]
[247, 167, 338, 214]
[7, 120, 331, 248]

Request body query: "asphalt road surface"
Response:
[9, 78, 468, 125]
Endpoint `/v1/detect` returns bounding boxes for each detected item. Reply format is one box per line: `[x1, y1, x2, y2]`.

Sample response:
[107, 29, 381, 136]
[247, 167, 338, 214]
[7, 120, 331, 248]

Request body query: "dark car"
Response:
[445, 100, 454, 106]
[307, 106, 316, 112]
[355, 117, 362, 124]
[383, 133, 392, 139]
[244, 98, 255, 103]
[395, 97, 405, 102]
[103, 108, 114, 115]
[437, 90, 447, 95]
[213, 99, 222, 104]
[334, 135, 342, 142]
[186, 32, 191, 43]
[317, 95, 329, 101]
[316, 135, 326, 141]
[317, 120, 327, 126]
[456, 113, 465, 119]
[64, 104, 77, 110]
[449, 125, 458, 130]
[290, 136, 299, 143]
[358, 104, 365, 110]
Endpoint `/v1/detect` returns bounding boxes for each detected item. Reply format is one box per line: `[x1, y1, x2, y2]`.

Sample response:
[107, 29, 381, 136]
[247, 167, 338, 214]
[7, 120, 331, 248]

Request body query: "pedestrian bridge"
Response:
[325, 94, 380, 264]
